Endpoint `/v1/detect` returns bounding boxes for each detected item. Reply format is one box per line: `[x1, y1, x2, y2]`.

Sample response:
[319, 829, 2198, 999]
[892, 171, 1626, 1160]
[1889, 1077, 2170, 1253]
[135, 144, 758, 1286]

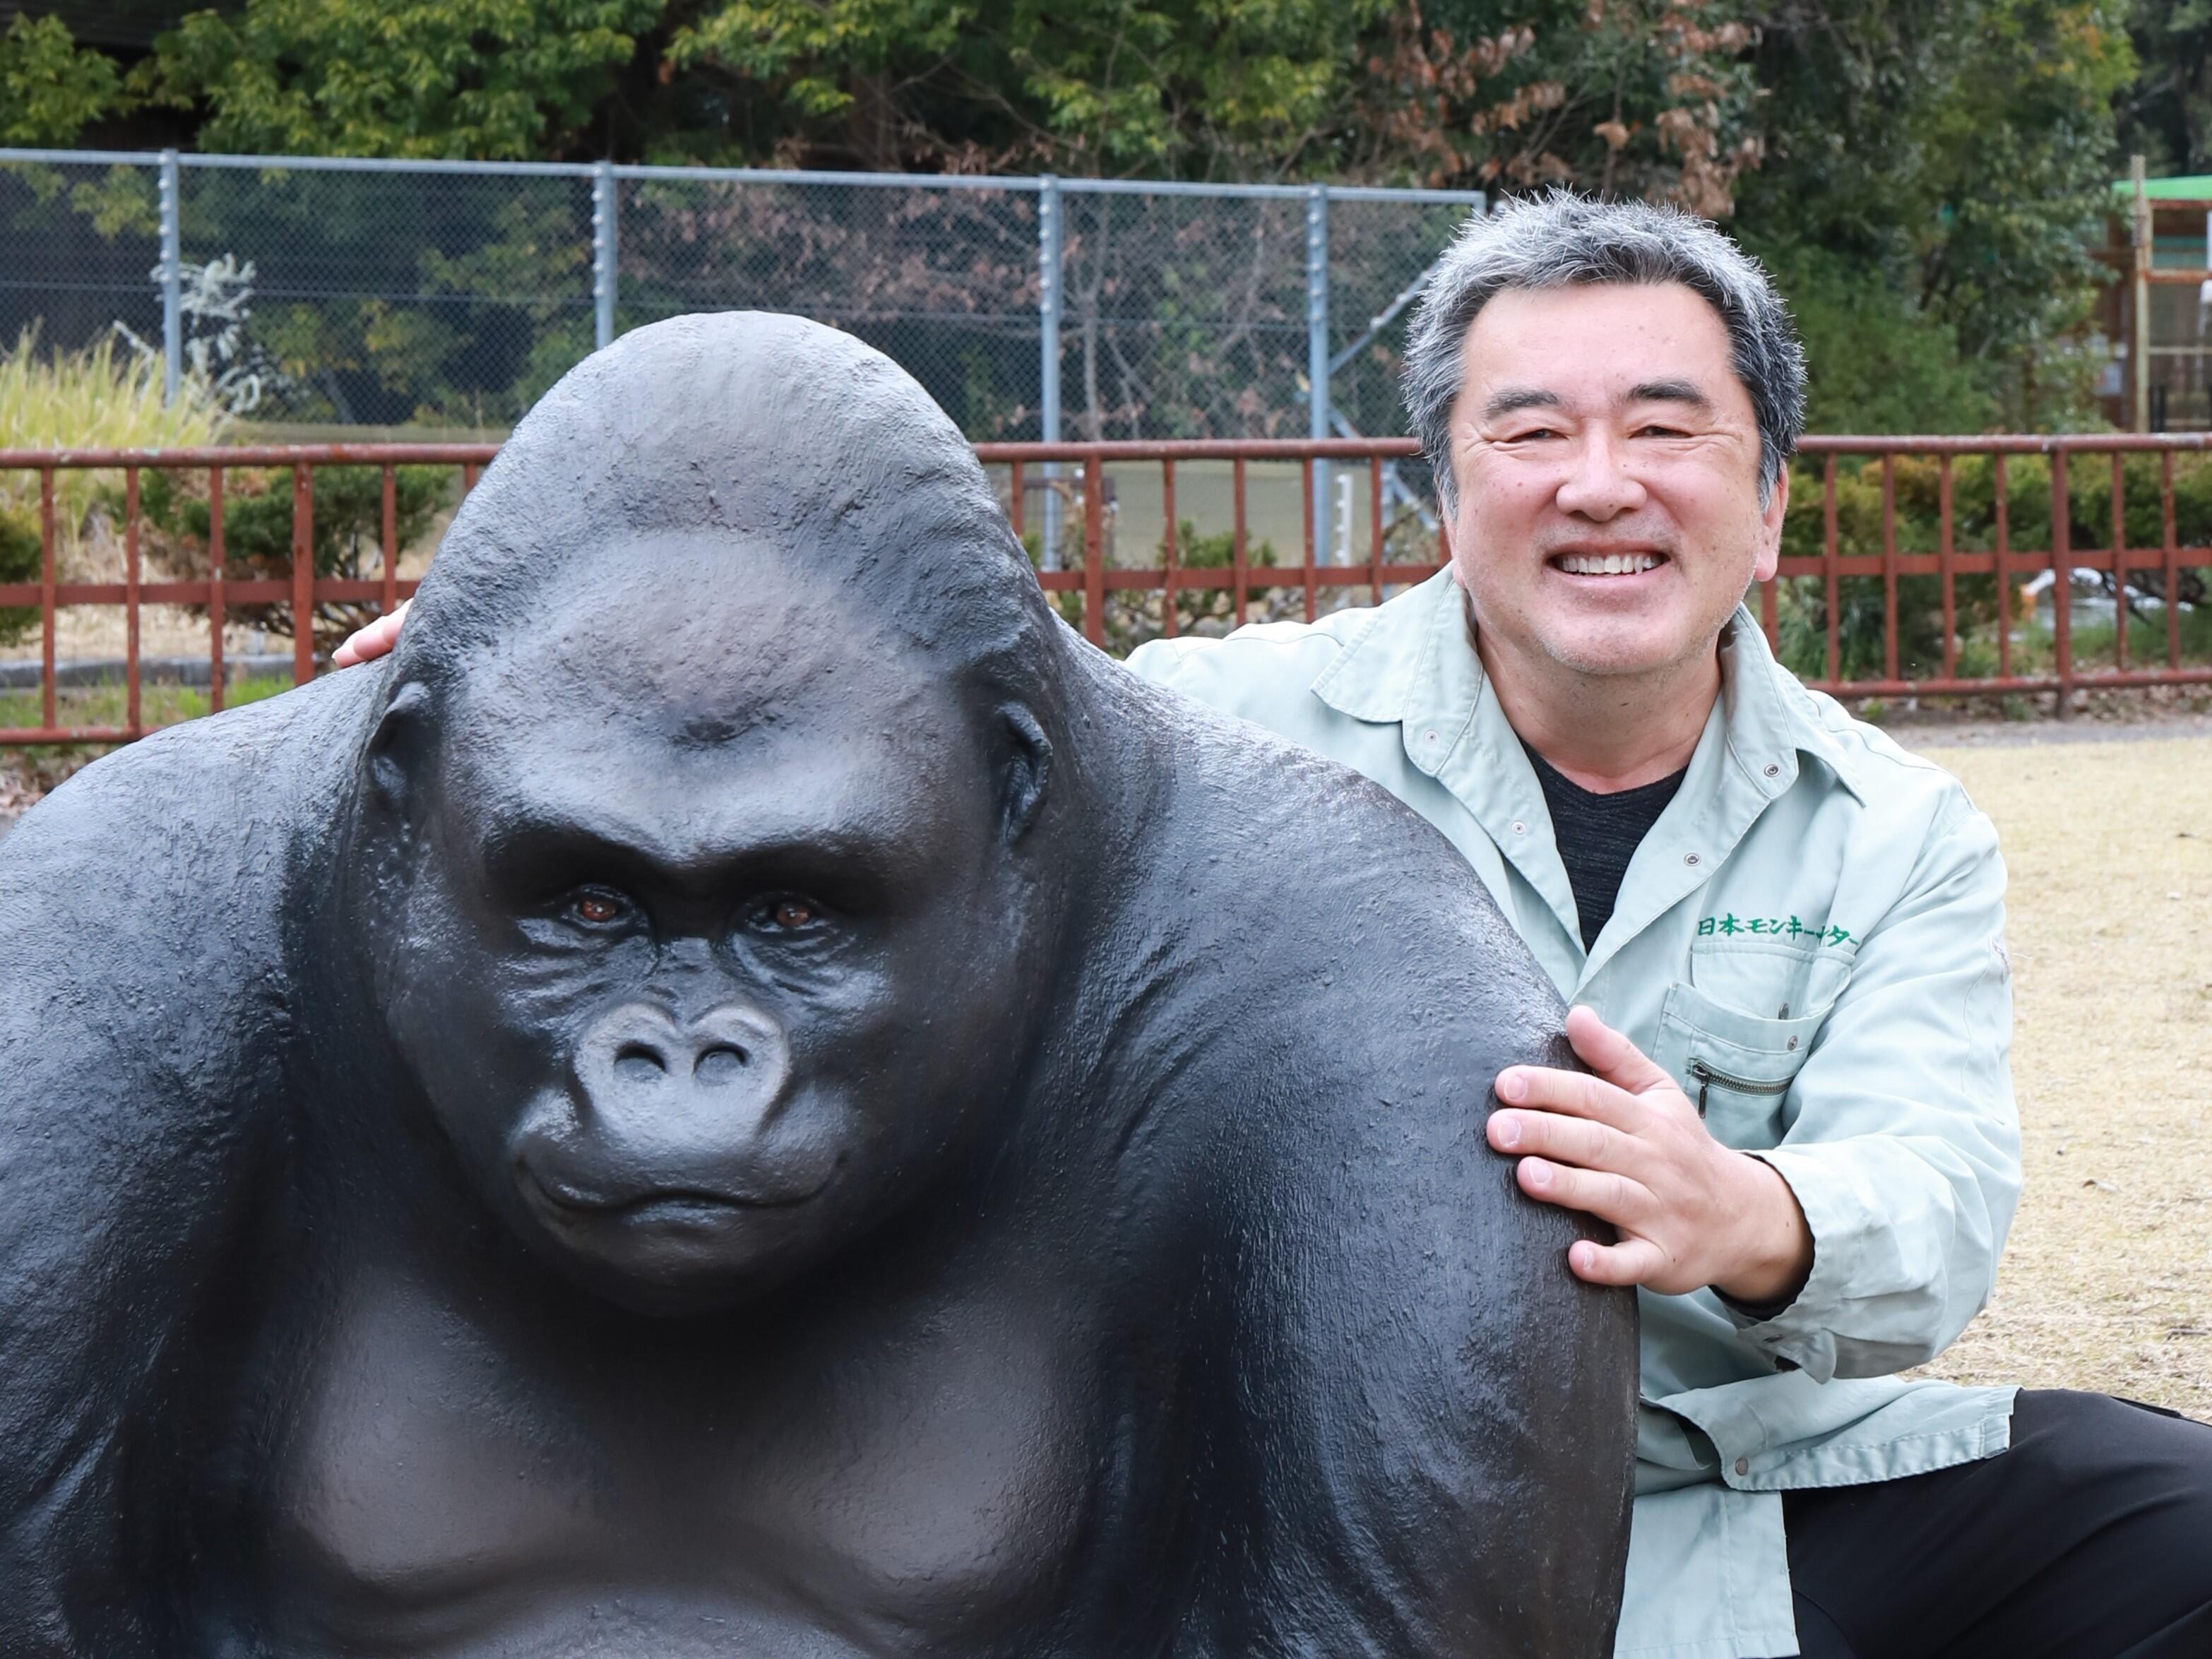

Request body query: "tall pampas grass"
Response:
[0, 326, 230, 595]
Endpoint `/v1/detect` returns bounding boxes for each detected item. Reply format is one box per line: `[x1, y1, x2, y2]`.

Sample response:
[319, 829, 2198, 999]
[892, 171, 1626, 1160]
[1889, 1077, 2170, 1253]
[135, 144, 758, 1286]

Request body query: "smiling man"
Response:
[1124, 196, 2212, 1658]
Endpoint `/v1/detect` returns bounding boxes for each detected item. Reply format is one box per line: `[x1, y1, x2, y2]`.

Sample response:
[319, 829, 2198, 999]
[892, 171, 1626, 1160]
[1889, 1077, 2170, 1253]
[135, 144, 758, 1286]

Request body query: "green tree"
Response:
[2117, 0, 2212, 172]
[662, 0, 1387, 176]
[1734, 0, 2135, 428]
[133, 0, 662, 160]
[0, 15, 124, 145]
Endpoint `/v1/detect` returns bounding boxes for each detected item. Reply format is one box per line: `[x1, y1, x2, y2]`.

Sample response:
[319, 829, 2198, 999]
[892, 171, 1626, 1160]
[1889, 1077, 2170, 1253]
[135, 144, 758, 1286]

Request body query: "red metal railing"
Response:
[975, 439, 1444, 642]
[0, 444, 493, 744]
[6, 434, 2212, 747]
[1785, 434, 2212, 700]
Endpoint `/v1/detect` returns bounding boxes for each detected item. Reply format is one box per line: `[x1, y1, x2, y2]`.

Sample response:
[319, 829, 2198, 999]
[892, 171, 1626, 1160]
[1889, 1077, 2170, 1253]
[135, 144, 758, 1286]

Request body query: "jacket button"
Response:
[1684, 852, 1701, 867]
[1510, 819, 1527, 836]
[1764, 763, 1780, 778]
[1734, 1456, 1750, 1476]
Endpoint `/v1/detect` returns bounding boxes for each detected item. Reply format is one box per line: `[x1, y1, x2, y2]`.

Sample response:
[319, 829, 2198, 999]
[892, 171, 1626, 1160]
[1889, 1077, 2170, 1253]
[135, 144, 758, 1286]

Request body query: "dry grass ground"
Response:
[1912, 733, 2212, 1420]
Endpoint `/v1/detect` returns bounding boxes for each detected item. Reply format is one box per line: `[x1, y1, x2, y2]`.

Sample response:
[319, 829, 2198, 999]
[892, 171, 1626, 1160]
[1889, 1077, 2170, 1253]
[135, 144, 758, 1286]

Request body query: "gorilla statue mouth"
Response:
[517, 1162, 836, 1224]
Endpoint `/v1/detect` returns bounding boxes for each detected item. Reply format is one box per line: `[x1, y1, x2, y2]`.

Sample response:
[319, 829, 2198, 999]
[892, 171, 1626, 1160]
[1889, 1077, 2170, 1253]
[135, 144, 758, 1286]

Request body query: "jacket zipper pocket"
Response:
[1687, 1059, 1793, 1119]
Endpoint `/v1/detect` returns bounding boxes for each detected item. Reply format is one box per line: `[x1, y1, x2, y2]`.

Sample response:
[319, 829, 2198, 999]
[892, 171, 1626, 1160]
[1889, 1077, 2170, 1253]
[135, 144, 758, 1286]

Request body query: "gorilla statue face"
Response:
[364, 533, 1057, 1316]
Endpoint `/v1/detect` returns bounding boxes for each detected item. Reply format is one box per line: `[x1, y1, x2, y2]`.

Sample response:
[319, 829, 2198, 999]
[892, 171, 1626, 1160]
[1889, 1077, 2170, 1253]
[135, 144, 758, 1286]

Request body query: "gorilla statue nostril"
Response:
[612, 1042, 670, 1084]
[694, 1046, 748, 1086]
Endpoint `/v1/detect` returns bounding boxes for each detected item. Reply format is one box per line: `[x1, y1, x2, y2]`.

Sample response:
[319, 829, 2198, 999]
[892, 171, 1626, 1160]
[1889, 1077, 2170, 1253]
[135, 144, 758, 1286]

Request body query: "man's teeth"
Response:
[1557, 552, 1663, 575]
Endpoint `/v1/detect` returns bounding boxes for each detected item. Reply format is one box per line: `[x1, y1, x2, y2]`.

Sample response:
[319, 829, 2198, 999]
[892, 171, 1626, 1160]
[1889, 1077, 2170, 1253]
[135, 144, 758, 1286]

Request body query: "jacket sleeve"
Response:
[1725, 800, 2020, 1382]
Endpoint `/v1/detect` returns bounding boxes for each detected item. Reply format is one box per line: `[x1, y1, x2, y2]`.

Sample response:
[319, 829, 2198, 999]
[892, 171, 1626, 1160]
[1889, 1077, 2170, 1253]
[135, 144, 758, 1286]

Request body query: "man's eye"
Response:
[566, 889, 629, 927]
[1635, 424, 1690, 439]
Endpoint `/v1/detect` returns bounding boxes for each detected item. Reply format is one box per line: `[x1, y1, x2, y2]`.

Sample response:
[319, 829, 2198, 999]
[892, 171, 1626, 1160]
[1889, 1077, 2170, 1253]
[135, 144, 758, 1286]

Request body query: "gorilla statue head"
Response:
[353, 314, 1080, 1316]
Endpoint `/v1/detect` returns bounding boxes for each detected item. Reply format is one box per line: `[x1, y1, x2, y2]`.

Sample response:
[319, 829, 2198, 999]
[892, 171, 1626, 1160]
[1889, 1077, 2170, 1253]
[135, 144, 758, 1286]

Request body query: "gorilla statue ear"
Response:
[365, 679, 436, 823]
[997, 703, 1053, 844]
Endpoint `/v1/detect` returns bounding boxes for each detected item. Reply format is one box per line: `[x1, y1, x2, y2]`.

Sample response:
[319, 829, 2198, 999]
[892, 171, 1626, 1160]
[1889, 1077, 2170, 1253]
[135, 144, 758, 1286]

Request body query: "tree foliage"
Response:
[131, 0, 662, 160]
[1352, 1, 1764, 215]
[0, 16, 124, 145]
[659, 0, 1392, 175]
[1737, 0, 2134, 428]
[2117, 0, 2212, 172]
[14, 0, 2157, 432]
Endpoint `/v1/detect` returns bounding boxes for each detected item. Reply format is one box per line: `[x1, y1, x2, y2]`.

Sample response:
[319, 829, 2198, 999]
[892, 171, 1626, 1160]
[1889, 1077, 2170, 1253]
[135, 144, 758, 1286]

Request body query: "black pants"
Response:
[1779, 1391, 2212, 1658]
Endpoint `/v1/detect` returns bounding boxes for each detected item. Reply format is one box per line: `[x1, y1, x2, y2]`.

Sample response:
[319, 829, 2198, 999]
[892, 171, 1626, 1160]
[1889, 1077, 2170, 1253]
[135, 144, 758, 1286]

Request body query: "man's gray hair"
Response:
[1403, 192, 1807, 512]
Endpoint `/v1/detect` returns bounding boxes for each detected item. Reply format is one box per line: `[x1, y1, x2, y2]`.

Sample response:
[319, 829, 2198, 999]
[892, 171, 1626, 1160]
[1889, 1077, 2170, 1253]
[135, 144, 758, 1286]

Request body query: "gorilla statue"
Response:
[0, 313, 1635, 1656]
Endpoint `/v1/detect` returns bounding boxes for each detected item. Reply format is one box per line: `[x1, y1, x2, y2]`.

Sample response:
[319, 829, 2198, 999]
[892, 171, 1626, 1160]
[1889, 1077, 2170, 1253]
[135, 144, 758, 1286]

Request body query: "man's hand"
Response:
[332, 600, 410, 667]
[1489, 1005, 1814, 1304]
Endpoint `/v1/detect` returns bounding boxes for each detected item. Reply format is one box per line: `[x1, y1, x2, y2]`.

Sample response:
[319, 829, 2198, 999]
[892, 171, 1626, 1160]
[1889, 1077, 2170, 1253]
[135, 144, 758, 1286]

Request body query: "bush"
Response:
[0, 508, 36, 645]
[132, 465, 451, 658]
[1090, 519, 1285, 656]
[1752, 239, 2002, 438]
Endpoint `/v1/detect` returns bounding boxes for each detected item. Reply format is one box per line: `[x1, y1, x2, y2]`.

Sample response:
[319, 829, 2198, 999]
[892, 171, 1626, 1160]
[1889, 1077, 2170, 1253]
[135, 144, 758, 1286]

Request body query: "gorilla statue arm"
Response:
[1083, 705, 1634, 1656]
[0, 686, 365, 1655]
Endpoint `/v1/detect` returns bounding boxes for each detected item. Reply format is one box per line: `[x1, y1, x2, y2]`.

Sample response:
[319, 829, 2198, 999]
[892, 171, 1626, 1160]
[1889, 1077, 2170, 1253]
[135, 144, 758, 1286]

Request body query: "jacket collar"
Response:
[1309, 569, 1865, 809]
[1310, 570, 1484, 778]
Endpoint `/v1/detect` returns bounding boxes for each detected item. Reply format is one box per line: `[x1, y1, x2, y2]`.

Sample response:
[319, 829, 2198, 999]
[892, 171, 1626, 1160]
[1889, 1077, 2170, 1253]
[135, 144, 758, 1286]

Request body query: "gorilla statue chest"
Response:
[248, 1257, 1112, 1653]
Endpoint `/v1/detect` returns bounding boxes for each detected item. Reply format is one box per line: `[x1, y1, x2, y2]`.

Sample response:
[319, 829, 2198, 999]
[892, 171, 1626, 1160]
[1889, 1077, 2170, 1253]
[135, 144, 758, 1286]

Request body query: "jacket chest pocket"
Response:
[1650, 980, 1831, 1150]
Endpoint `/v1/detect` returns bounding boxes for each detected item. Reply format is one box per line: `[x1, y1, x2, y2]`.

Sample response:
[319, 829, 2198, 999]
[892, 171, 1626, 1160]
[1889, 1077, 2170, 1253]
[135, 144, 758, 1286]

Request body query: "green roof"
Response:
[2113, 174, 2212, 201]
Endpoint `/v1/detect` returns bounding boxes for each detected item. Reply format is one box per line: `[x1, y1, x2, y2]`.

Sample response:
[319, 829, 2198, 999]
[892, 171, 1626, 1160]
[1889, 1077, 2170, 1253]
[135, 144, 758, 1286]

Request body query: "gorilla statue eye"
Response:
[769, 898, 816, 930]
[568, 889, 629, 927]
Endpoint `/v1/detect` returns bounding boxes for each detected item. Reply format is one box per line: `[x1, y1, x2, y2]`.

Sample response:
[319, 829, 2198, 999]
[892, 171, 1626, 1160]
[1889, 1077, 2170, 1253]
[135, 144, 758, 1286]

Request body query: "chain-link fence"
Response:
[1, 148, 1479, 557]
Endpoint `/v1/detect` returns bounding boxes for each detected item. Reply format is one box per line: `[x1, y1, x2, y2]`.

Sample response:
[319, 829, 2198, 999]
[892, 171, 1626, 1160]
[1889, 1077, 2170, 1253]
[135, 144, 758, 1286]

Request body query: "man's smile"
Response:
[1543, 545, 1675, 583]
[1550, 550, 1668, 576]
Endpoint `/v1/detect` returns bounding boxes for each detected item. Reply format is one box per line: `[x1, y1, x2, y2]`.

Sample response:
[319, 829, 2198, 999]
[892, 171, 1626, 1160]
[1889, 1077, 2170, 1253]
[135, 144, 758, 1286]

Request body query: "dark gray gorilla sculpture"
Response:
[0, 313, 1636, 1656]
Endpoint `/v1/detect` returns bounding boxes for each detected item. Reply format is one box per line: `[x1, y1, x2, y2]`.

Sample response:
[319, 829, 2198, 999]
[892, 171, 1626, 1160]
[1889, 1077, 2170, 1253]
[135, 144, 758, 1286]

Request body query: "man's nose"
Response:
[1552, 430, 1648, 521]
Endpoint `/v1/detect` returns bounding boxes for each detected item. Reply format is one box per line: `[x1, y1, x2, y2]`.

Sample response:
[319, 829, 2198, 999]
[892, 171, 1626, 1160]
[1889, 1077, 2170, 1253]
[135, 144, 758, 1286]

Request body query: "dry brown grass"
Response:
[1913, 734, 2212, 1420]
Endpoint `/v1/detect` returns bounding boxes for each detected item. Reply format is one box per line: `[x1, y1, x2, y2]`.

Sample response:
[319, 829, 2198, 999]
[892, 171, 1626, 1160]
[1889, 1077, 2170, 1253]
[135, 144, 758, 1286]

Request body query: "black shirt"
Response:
[1523, 742, 1689, 951]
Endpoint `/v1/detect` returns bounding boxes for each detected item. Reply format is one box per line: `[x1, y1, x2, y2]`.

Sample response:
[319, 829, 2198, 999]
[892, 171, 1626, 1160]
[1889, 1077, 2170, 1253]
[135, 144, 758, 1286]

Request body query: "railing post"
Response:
[1082, 451, 1105, 646]
[208, 467, 226, 715]
[291, 464, 315, 686]
[1306, 184, 1331, 564]
[2130, 155, 2151, 435]
[38, 468, 55, 736]
[591, 160, 617, 351]
[1038, 175, 1063, 571]
[2050, 445, 2073, 718]
[157, 149, 182, 405]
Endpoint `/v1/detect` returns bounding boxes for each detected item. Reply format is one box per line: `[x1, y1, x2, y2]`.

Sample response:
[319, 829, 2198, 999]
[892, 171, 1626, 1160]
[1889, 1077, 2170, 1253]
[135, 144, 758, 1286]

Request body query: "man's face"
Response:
[1444, 280, 1787, 682]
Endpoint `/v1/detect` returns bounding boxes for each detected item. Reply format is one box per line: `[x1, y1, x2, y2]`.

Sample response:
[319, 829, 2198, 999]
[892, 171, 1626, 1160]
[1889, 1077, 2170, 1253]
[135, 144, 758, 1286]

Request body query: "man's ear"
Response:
[365, 679, 436, 826]
[1753, 462, 1790, 584]
[998, 703, 1053, 844]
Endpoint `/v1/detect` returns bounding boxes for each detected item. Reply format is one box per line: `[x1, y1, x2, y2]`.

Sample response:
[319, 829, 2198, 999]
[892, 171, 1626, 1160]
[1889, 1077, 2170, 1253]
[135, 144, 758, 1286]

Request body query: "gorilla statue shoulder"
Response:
[0, 313, 1635, 1656]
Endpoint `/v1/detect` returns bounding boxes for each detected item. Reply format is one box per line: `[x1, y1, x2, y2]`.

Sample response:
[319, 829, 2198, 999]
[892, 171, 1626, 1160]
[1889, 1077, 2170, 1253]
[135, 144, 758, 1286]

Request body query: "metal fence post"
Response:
[592, 160, 617, 350]
[157, 149, 182, 405]
[1307, 185, 1331, 564]
[1038, 175, 1064, 570]
[2130, 155, 2151, 434]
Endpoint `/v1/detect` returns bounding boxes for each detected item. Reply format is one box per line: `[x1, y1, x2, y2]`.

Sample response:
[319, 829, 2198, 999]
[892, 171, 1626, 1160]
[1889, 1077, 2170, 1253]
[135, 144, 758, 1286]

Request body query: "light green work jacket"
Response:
[1126, 570, 2021, 1659]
